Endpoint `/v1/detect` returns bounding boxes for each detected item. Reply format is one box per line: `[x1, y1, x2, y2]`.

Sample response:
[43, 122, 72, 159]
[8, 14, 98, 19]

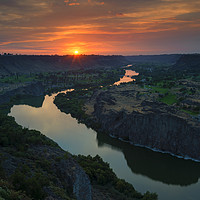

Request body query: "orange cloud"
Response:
[88, 0, 105, 6]
[68, 3, 80, 6]
[116, 13, 124, 17]
[1, 0, 200, 55]
[65, 0, 80, 6]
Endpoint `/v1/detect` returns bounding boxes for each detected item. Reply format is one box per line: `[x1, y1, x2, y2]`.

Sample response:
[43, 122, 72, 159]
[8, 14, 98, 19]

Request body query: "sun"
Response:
[74, 50, 79, 55]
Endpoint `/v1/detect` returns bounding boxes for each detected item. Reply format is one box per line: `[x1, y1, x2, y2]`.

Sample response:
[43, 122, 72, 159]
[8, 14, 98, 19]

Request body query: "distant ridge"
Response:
[0, 55, 127, 75]
[126, 54, 181, 65]
[173, 54, 200, 71]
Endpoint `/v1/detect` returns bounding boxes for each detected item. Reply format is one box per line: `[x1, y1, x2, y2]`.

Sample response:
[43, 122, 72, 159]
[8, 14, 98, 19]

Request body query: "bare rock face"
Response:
[90, 88, 200, 161]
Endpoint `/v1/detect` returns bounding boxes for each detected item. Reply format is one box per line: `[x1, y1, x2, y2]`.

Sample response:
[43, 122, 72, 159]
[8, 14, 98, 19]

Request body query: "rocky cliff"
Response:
[84, 85, 200, 161]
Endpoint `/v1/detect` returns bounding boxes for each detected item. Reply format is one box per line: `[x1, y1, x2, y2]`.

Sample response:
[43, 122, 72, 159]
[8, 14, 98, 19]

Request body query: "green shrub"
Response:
[0, 114, 58, 150]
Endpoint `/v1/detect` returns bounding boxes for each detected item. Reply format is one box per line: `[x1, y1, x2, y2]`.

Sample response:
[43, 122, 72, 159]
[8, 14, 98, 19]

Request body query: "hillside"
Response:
[126, 54, 180, 65]
[0, 114, 91, 200]
[0, 114, 158, 200]
[0, 55, 127, 76]
[173, 54, 200, 72]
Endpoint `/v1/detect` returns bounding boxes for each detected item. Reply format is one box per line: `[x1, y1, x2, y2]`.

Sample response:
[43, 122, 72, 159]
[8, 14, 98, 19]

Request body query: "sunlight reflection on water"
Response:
[114, 70, 139, 85]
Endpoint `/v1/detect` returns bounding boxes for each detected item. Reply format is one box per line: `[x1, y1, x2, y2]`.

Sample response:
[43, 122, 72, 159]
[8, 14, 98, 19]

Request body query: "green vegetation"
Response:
[0, 114, 75, 200]
[11, 168, 49, 199]
[181, 109, 200, 116]
[0, 179, 32, 200]
[76, 155, 117, 185]
[0, 114, 158, 200]
[150, 86, 169, 94]
[0, 74, 36, 84]
[76, 155, 158, 200]
[159, 93, 178, 105]
[1, 54, 199, 199]
[132, 59, 200, 116]
[38, 67, 124, 94]
[54, 89, 89, 120]
[0, 114, 58, 149]
[0, 65, 124, 97]
[54, 88, 103, 131]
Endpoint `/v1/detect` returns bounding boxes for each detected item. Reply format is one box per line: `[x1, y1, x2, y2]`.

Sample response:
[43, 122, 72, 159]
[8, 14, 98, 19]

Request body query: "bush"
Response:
[75, 154, 157, 199]
[11, 169, 48, 200]
[0, 114, 58, 150]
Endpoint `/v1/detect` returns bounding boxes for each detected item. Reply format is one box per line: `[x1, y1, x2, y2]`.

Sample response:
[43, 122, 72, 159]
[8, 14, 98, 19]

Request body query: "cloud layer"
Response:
[0, 0, 200, 55]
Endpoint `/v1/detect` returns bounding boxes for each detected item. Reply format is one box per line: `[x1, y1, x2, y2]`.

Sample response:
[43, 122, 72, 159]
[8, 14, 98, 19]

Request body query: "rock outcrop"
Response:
[85, 85, 200, 161]
[29, 146, 92, 200]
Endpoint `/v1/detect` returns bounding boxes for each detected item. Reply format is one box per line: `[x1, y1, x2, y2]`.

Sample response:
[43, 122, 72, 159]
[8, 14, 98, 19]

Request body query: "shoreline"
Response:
[109, 134, 200, 163]
[53, 87, 200, 164]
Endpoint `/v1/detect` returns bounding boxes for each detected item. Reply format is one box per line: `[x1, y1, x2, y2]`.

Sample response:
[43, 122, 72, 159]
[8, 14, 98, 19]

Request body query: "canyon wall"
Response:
[92, 91, 200, 161]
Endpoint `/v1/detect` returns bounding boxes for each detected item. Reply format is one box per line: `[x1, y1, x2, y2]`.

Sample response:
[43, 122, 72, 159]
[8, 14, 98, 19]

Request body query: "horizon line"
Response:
[1, 52, 200, 57]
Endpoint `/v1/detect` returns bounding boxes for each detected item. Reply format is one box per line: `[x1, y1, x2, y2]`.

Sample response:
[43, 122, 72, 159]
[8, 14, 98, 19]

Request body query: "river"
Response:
[114, 70, 139, 85]
[8, 70, 200, 200]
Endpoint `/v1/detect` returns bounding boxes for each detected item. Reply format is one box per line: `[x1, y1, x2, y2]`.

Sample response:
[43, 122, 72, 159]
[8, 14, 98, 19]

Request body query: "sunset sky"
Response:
[0, 0, 200, 55]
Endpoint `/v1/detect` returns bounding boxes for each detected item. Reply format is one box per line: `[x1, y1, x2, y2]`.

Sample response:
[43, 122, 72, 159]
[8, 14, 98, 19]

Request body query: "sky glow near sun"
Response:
[74, 50, 79, 55]
[0, 0, 200, 55]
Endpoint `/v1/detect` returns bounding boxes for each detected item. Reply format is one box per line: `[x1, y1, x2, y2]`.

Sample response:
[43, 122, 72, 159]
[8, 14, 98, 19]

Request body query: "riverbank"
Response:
[9, 87, 200, 200]
[0, 114, 91, 200]
[0, 113, 158, 200]
[54, 83, 200, 161]
[0, 80, 158, 200]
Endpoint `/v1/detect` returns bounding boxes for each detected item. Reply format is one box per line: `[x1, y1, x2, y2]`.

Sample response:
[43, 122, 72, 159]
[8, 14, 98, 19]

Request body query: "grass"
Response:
[143, 85, 169, 94]
[160, 93, 178, 105]
[181, 109, 199, 116]
[159, 93, 178, 105]
[146, 86, 169, 94]
[0, 75, 36, 84]
[144, 85, 178, 105]
[151, 86, 169, 94]
[192, 75, 200, 82]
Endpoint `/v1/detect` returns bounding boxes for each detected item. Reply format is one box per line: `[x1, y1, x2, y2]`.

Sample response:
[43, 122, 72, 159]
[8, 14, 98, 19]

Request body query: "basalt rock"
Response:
[91, 88, 200, 161]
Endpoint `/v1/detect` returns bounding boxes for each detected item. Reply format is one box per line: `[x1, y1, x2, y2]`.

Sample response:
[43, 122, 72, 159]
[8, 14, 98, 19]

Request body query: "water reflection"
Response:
[2, 95, 44, 114]
[15, 96, 44, 108]
[97, 133, 200, 186]
[114, 70, 139, 85]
